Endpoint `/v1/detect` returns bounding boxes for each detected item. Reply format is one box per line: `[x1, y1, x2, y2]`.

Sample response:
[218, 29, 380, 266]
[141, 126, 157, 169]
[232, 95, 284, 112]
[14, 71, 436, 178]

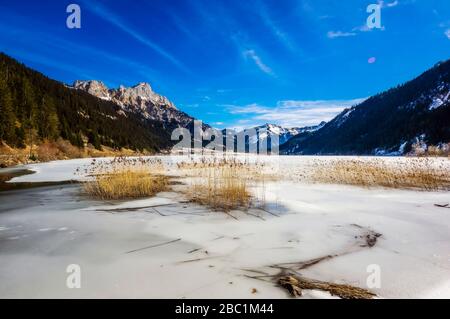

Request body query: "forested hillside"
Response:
[0, 53, 172, 152]
[281, 60, 450, 155]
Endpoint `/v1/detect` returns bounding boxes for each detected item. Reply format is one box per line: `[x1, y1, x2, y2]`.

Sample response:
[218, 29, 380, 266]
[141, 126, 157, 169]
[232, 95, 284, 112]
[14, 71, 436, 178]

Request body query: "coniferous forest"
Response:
[0, 53, 172, 153]
[280, 59, 450, 155]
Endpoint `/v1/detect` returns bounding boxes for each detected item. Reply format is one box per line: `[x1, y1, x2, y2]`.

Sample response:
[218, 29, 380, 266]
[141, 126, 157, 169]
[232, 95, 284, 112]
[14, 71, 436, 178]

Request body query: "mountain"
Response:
[214, 122, 325, 152]
[281, 60, 450, 155]
[0, 53, 173, 152]
[244, 123, 325, 147]
[72, 80, 195, 129]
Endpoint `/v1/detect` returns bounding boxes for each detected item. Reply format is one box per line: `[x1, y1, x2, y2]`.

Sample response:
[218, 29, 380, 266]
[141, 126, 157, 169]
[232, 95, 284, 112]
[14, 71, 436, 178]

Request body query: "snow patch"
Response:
[429, 90, 450, 110]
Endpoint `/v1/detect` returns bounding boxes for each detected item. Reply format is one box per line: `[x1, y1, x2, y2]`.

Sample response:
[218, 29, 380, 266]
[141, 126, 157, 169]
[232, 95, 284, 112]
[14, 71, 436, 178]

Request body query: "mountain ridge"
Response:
[280, 59, 450, 155]
[2, 52, 449, 159]
[72, 80, 195, 129]
[238, 122, 326, 147]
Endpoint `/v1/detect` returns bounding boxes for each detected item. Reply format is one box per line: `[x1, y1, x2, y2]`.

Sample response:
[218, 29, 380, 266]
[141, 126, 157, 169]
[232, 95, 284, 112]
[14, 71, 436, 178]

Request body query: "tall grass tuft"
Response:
[181, 157, 270, 212]
[84, 167, 168, 200]
[189, 165, 251, 211]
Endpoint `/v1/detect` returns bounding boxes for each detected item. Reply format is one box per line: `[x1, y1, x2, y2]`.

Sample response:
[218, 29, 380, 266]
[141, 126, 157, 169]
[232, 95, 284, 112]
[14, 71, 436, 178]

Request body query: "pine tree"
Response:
[20, 78, 38, 157]
[15, 126, 25, 148]
[39, 95, 59, 140]
[0, 75, 16, 144]
[88, 131, 101, 150]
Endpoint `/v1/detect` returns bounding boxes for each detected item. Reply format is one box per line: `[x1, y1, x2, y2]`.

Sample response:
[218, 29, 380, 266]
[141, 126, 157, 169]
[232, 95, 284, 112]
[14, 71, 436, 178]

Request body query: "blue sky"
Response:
[0, 0, 449, 129]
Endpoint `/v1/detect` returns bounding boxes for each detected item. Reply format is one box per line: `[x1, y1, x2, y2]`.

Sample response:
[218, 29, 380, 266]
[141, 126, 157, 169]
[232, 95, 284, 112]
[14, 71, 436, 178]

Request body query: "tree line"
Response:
[0, 53, 172, 153]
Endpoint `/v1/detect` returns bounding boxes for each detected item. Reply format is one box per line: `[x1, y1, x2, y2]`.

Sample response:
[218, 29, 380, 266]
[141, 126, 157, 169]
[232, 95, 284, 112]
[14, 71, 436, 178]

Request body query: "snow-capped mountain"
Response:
[72, 80, 195, 128]
[281, 59, 450, 155]
[220, 122, 325, 151]
[248, 123, 326, 146]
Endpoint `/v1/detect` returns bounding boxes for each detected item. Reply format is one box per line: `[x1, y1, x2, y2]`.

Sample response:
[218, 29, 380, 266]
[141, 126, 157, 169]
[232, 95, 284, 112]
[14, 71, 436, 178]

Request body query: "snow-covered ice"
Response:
[0, 156, 449, 298]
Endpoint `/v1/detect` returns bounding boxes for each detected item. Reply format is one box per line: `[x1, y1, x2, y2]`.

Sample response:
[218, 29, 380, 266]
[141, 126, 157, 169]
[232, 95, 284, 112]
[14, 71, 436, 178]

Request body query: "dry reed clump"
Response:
[83, 159, 168, 200]
[189, 166, 252, 212]
[180, 157, 270, 212]
[278, 275, 376, 299]
[312, 158, 450, 191]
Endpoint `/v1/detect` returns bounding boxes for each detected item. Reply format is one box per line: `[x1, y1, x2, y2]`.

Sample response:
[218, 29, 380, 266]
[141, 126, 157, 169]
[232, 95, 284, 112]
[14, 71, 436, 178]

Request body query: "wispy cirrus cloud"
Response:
[48, 38, 159, 81]
[165, 10, 199, 43]
[243, 50, 275, 76]
[4, 48, 96, 80]
[352, 24, 386, 33]
[327, 31, 357, 39]
[83, 0, 189, 73]
[446, 29, 450, 40]
[225, 98, 366, 128]
[188, 1, 278, 79]
[379, 0, 399, 8]
[257, 1, 296, 52]
[231, 30, 276, 77]
[0, 21, 162, 86]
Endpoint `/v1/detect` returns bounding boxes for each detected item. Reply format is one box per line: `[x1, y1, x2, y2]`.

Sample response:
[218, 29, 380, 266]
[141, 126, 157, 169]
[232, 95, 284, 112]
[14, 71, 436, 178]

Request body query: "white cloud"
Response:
[379, 0, 399, 8]
[353, 24, 386, 33]
[243, 50, 275, 76]
[327, 31, 357, 39]
[224, 119, 255, 132]
[226, 103, 269, 115]
[446, 29, 450, 40]
[225, 98, 366, 128]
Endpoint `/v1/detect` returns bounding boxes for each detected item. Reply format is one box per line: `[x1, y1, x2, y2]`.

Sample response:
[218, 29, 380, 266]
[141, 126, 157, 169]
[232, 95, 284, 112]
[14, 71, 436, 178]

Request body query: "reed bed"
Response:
[311, 158, 450, 191]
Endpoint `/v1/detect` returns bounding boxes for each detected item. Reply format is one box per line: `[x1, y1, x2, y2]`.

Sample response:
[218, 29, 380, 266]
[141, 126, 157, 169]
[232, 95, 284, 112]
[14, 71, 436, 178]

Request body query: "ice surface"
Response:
[1, 156, 450, 298]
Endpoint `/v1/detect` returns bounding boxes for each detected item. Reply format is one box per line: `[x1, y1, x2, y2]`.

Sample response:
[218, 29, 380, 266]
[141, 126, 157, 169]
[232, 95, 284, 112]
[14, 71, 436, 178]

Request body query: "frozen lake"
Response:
[0, 156, 449, 298]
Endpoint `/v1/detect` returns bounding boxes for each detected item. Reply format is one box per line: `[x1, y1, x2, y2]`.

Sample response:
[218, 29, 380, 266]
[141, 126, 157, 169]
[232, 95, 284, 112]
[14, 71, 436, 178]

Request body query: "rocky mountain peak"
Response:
[114, 82, 164, 106]
[73, 80, 110, 100]
[134, 82, 153, 91]
[73, 81, 178, 110]
[72, 80, 195, 128]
